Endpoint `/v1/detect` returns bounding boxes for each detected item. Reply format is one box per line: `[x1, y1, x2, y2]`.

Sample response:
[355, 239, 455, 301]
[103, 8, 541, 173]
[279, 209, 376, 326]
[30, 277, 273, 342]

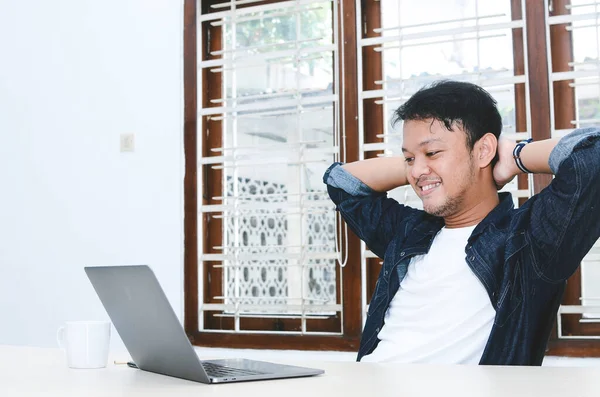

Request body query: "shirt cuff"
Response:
[549, 127, 600, 173]
[324, 162, 378, 197]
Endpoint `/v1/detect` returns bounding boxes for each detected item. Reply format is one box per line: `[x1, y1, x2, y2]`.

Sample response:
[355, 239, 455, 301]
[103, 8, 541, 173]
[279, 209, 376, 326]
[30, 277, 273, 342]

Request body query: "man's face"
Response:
[402, 118, 477, 218]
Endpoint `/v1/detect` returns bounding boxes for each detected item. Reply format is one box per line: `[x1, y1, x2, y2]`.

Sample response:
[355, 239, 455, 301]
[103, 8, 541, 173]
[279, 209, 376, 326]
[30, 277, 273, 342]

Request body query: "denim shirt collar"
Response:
[414, 192, 513, 240]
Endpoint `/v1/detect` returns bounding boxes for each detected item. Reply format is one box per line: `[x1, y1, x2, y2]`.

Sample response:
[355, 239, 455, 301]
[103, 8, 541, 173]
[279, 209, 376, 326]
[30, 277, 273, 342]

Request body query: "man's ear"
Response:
[475, 133, 498, 168]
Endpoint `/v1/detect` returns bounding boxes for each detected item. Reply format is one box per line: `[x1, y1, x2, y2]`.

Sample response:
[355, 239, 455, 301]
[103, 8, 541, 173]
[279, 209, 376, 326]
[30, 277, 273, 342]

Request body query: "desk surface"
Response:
[1, 345, 599, 396]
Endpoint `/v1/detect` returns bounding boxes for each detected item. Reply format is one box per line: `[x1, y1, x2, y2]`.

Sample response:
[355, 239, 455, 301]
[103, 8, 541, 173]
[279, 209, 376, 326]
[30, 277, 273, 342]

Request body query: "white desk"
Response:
[1, 345, 598, 396]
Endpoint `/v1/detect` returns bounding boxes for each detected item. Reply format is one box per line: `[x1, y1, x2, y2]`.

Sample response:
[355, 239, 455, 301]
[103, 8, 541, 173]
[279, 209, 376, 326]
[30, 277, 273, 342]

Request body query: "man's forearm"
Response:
[341, 157, 408, 192]
[518, 139, 559, 175]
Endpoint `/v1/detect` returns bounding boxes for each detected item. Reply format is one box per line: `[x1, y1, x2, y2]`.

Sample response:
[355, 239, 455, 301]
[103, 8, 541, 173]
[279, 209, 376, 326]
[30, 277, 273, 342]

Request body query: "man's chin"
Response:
[422, 205, 438, 216]
[423, 208, 439, 217]
[423, 202, 449, 218]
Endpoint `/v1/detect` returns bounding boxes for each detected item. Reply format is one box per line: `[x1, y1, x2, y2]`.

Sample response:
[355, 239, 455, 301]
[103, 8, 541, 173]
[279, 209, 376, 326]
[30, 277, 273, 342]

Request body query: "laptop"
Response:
[84, 265, 324, 384]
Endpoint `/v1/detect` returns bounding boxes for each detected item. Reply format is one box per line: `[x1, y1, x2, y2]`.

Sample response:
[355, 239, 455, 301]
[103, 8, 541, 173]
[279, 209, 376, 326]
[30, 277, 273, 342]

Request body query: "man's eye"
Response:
[404, 157, 414, 163]
[426, 151, 440, 157]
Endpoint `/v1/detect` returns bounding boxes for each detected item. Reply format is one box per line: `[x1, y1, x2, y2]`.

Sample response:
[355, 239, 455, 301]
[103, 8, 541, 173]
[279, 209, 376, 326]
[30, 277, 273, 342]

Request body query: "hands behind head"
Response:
[493, 137, 520, 191]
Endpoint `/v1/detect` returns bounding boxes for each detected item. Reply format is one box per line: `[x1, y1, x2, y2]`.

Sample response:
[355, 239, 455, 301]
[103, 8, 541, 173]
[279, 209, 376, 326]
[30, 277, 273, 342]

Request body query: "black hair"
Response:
[393, 80, 502, 162]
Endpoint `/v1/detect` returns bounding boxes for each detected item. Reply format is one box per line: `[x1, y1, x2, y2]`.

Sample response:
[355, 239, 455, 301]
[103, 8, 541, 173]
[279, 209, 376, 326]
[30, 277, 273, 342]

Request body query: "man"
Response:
[323, 80, 600, 365]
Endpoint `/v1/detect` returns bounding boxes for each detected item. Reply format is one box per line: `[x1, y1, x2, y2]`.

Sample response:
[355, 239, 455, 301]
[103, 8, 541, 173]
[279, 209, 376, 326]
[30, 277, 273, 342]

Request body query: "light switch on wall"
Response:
[120, 133, 135, 152]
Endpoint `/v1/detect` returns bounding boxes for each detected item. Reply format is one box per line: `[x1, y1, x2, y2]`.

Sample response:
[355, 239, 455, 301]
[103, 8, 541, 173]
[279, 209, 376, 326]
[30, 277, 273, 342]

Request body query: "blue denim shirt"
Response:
[323, 128, 600, 365]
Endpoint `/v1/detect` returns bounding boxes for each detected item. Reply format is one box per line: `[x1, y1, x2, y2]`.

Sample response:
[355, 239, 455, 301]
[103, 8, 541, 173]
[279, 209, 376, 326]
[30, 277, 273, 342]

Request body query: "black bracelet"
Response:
[513, 138, 533, 173]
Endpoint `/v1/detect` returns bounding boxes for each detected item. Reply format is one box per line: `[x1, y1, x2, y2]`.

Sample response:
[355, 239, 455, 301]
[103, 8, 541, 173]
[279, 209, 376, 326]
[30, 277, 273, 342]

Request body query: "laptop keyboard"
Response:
[202, 362, 267, 378]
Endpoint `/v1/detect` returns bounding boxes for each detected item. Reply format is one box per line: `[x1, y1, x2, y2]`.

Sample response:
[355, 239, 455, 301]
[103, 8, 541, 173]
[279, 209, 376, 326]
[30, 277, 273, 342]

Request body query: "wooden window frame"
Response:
[183, 0, 364, 351]
[514, 0, 600, 357]
[543, 0, 600, 357]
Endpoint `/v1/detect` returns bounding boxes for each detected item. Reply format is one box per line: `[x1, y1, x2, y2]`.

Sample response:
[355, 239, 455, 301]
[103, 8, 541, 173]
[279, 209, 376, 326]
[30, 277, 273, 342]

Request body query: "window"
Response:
[184, 0, 600, 355]
[185, 0, 362, 350]
[544, 0, 600, 356]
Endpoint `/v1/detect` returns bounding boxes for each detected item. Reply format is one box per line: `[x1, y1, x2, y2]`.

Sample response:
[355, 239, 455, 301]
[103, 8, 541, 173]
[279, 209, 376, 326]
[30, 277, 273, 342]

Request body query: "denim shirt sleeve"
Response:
[323, 162, 422, 258]
[525, 127, 600, 282]
[324, 163, 377, 197]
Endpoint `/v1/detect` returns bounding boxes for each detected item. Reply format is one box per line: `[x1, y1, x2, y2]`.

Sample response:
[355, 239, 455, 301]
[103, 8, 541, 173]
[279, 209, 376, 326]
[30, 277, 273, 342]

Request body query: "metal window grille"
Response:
[198, 0, 345, 334]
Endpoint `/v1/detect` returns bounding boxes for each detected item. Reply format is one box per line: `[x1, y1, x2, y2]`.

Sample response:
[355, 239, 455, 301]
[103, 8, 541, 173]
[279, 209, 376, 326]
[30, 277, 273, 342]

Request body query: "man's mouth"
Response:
[419, 182, 441, 196]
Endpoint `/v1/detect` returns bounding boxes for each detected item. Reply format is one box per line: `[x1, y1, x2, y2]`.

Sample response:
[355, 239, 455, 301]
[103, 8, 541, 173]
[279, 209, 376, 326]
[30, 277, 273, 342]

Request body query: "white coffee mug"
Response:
[56, 321, 111, 369]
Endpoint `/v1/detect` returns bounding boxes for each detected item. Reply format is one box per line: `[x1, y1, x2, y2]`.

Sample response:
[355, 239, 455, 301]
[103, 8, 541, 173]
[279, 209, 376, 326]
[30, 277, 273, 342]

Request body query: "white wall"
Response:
[0, 0, 184, 350]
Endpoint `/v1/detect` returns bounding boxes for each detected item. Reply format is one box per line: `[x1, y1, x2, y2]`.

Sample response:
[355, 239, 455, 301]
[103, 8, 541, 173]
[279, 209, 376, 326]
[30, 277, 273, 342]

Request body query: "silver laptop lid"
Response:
[84, 265, 210, 383]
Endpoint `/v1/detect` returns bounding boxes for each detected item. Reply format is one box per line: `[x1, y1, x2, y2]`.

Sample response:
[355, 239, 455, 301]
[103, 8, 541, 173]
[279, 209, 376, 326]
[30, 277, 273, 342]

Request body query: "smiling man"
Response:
[323, 80, 600, 365]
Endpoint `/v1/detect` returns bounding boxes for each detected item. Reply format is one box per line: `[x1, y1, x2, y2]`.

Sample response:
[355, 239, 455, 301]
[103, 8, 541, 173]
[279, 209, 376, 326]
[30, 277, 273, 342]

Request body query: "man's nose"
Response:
[410, 157, 431, 180]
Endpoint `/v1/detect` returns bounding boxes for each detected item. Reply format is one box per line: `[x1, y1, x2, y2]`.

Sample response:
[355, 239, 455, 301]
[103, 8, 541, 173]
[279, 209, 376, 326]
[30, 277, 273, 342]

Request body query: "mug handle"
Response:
[56, 326, 65, 348]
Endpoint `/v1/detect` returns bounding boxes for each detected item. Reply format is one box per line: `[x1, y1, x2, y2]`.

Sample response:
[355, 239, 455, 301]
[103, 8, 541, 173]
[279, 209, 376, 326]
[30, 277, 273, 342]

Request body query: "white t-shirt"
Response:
[361, 226, 495, 365]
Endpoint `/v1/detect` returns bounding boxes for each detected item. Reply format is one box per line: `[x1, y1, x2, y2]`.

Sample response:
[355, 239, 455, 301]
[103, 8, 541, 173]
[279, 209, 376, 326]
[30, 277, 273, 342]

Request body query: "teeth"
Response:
[421, 183, 440, 192]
